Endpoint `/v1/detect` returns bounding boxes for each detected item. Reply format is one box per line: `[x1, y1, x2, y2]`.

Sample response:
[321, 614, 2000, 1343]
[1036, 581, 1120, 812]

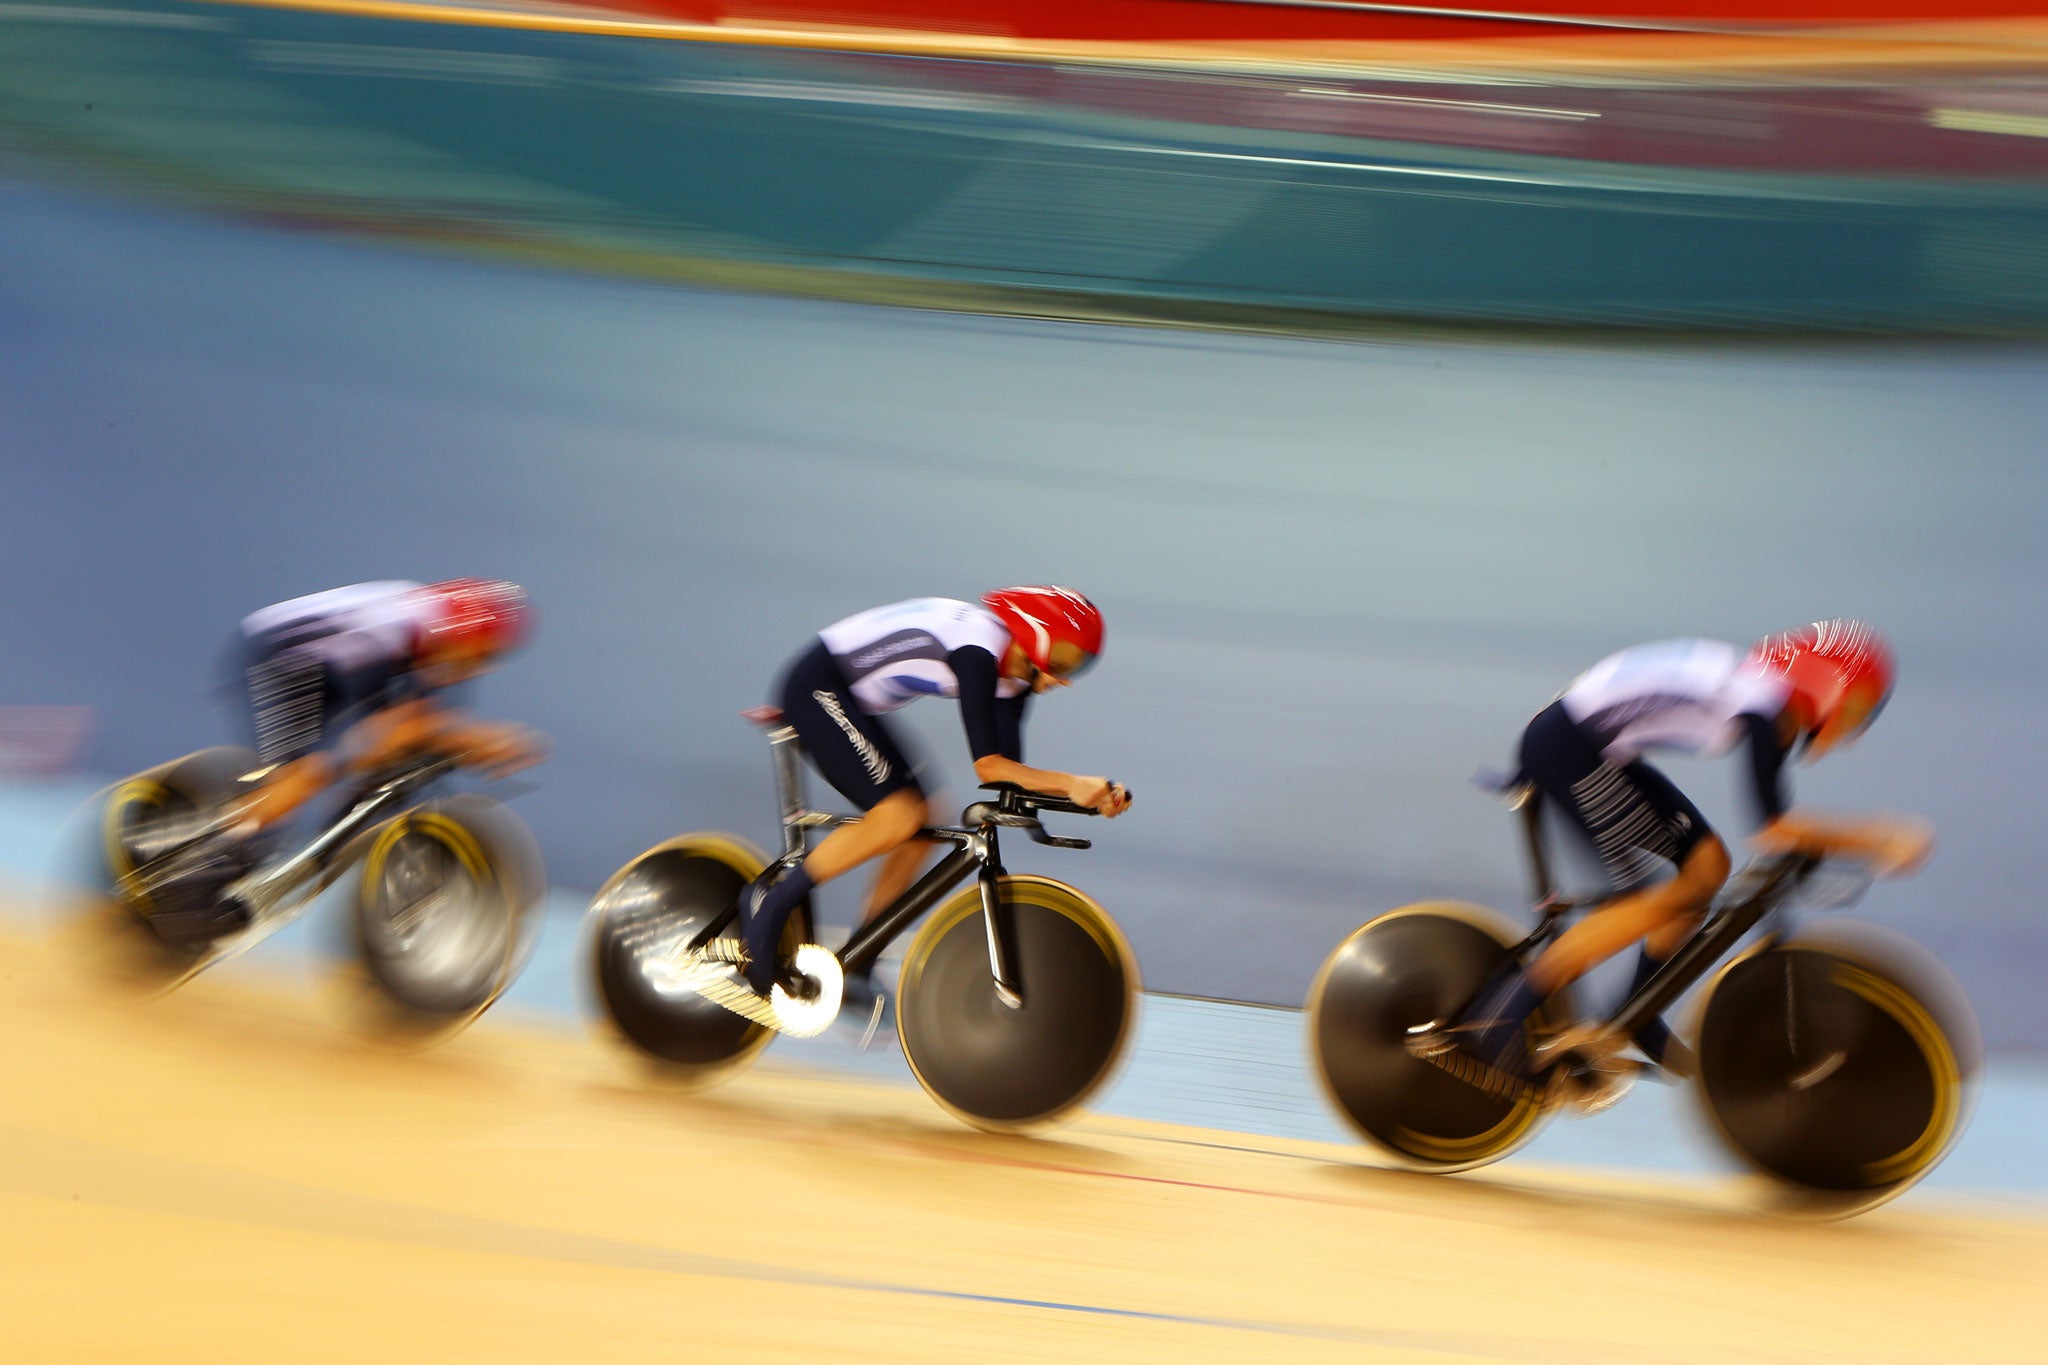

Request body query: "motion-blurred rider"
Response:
[738, 588, 1130, 1021]
[1441, 620, 1930, 1088]
[189, 579, 544, 922]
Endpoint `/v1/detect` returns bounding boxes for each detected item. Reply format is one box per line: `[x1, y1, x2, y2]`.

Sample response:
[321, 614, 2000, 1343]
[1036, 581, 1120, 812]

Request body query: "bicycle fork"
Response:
[977, 823, 1022, 1010]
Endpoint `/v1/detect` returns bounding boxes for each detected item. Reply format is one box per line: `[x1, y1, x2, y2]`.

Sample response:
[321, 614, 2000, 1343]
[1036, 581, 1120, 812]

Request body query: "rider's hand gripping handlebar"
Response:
[971, 782, 1133, 850]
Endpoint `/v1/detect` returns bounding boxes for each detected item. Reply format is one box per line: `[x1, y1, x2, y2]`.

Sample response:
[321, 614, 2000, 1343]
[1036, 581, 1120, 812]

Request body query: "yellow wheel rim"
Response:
[898, 873, 1138, 1132]
[1306, 901, 1550, 1170]
[102, 778, 171, 914]
[1830, 961, 1963, 1186]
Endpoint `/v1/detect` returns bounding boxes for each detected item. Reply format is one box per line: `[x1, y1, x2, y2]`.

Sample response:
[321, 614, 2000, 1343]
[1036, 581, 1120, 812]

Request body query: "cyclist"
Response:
[737, 588, 1129, 1010]
[1445, 620, 1930, 1087]
[228, 579, 542, 833]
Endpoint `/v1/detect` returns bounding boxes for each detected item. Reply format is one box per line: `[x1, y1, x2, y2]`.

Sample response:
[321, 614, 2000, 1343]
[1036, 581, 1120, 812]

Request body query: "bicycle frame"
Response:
[714, 720, 1097, 1008]
[225, 753, 462, 927]
[1504, 787, 1821, 1047]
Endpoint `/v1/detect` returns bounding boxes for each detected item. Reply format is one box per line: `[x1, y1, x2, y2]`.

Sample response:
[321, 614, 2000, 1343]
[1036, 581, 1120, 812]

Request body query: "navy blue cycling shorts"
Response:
[1518, 700, 1713, 894]
[775, 641, 923, 812]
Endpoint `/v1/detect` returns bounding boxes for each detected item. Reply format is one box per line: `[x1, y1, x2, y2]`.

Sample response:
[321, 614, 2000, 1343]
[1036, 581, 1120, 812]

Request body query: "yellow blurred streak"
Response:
[1931, 107, 2048, 138]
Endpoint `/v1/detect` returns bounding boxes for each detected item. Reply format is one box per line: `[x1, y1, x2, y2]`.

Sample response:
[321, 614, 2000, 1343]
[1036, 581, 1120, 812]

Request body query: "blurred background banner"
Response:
[577, 0, 2048, 41]
[4, 0, 2048, 1051]
[6, 0, 2048, 329]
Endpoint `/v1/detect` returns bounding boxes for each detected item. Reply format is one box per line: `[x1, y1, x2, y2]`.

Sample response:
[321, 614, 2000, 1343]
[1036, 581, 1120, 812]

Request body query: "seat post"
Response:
[1518, 789, 1557, 908]
[768, 725, 809, 860]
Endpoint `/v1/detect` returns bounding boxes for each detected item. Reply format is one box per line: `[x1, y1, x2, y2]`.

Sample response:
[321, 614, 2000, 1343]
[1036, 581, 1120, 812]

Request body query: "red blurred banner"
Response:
[586, 0, 2048, 44]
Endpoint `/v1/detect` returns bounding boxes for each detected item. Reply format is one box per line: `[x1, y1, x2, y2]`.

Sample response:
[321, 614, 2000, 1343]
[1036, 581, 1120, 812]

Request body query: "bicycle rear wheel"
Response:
[586, 835, 809, 1088]
[95, 746, 263, 972]
[1695, 926, 1977, 1214]
[897, 875, 1137, 1133]
[1307, 902, 1560, 1173]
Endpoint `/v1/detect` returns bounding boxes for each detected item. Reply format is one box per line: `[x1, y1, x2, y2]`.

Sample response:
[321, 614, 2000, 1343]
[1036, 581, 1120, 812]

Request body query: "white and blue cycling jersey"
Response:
[818, 598, 1029, 716]
[1561, 639, 1790, 766]
[1555, 637, 1795, 822]
[236, 581, 443, 764]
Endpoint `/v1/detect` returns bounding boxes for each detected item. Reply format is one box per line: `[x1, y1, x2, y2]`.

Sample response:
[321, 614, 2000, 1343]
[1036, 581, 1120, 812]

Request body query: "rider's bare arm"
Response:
[345, 699, 442, 772]
[1755, 810, 1933, 876]
[972, 755, 1128, 816]
[439, 716, 547, 774]
[347, 700, 546, 777]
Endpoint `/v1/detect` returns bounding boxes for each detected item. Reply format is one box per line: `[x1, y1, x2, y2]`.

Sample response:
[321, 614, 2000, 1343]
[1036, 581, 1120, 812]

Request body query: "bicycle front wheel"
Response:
[897, 874, 1138, 1133]
[1695, 926, 1977, 1213]
[350, 794, 545, 1039]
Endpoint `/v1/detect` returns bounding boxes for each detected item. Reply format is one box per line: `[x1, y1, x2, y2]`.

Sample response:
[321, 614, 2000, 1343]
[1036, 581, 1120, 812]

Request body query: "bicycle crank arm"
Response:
[664, 943, 843, 1039]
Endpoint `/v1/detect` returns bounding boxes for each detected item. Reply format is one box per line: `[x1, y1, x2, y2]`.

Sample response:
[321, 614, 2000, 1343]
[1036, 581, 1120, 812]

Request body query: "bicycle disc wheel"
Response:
[351, 794, 545, 1036]
[897, 874, 1138, 1133]
[97, 746, 263, 967]
[1696, 930, 1975, 1211]
[586, 834, 808, 1087]
[1307, 902, 1559, 1173]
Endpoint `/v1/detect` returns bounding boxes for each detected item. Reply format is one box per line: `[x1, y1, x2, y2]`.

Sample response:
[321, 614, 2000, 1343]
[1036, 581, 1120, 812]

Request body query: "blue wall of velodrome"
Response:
[6, 0, 2048, 329]
[4, 180, 2048, 1049]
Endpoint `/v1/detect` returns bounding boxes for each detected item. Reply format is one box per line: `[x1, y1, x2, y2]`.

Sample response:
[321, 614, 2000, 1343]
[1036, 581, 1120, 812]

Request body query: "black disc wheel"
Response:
[586, 834, 809, 1088]
[351, 794, 545, 1037]
[897, 875, 1137, 1133]
[1695, 931, 1975, 1211]
[95, 746, 263, 971]
[1307, 902, 1561, 1172]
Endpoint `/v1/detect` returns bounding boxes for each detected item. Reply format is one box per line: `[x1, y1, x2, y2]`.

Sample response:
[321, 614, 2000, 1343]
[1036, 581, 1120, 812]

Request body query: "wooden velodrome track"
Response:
[3, 921, 2044, 1363]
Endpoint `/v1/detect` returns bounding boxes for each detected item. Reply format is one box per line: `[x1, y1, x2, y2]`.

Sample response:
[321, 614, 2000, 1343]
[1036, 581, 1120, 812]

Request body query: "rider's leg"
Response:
[1623, 902, 1711, 1071]
[1459, 708, 1725, 1074]
[742, 645, 922, 992]
[1461, 837, 1727, 1069]
[741, 792, 926, 992]
[859, 836, 934, 929]
[835, 831, 932, 1037]
[804, 788, 929, 886]
[1527, 836, 1728, 993]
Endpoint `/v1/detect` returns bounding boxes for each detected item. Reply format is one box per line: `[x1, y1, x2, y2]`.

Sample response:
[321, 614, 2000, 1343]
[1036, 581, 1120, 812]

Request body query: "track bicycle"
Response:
[92, 745, 545, 1037]
[586, 706, 1139, 1132]
[1306, 778, 1978, 1214]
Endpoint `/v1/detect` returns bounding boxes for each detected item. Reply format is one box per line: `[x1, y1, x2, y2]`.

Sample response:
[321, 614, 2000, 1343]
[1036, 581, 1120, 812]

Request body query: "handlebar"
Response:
[980, 781, 1130, 818]
[967, 782, 1133, 851]
[1720, 849, 1879, 915]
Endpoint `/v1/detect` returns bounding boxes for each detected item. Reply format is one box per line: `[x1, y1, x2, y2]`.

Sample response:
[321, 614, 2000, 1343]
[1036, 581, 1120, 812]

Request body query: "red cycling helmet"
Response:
[418, 578, 532, 663]
[982, 586, 1103, 679]
[1747, 618, 1894, 756]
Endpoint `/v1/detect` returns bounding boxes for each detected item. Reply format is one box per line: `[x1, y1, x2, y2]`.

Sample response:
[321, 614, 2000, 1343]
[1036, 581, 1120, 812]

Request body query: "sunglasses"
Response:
[1044, 641, 1097, 680]
[1813, 681, 1888, 750]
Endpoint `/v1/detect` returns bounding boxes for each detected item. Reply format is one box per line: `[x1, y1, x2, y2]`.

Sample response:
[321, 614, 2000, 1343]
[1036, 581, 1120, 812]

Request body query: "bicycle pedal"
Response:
[1556, 1057, 1639, 1117]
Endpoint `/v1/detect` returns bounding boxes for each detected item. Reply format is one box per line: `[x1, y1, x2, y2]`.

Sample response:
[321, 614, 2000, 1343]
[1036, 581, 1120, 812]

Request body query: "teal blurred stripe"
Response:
[5, 0, 2048, 327]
